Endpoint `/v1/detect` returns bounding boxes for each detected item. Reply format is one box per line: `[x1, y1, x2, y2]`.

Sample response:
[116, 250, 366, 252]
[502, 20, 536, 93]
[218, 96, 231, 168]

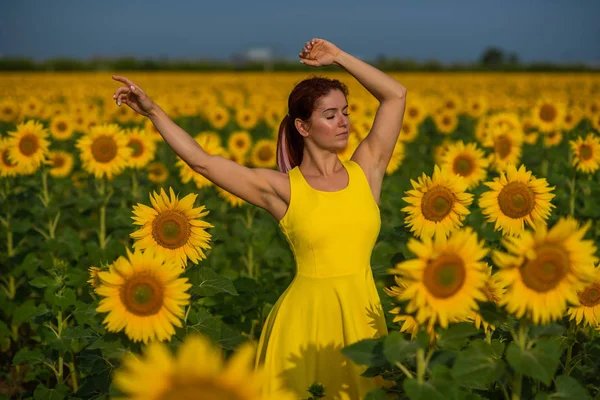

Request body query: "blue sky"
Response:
[1, 0, 599, 63]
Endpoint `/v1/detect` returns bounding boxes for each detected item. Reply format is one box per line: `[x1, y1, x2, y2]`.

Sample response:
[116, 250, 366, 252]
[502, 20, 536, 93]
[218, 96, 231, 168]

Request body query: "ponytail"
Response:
[276, 114, 303, 174]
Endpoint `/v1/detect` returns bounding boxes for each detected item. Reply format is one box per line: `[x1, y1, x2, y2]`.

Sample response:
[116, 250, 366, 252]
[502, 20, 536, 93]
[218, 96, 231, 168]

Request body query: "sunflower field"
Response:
[1, 71, 600, 400]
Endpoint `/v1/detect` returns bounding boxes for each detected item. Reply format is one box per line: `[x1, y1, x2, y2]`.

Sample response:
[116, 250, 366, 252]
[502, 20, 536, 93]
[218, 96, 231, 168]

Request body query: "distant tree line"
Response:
[0, 47, 597, 72]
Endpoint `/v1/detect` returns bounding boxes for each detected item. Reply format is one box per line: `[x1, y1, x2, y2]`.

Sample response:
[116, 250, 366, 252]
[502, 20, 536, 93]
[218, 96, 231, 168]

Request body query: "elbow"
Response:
[192, 153, 211, 175]
[395, 86, 407, 100]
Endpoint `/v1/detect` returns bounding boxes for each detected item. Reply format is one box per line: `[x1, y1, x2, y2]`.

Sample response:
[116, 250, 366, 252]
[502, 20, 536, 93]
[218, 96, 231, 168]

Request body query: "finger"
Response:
[112, 75, 140, 92]
[113, 87, 130, 99]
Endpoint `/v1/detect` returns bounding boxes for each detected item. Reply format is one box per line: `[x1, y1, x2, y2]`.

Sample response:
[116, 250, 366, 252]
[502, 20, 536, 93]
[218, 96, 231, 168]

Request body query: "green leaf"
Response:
[12, 300, 38, 326]
[529, 323, 565, 339]
[506, 338, 562, 385]
[491, 339, 506, 358]
[452, 340, 504, 389]
[13, 348, 46, 365]
[549, 375, 591, 400]
[364, 388, 388, 400]
[437, 322, 480, 350]
[55, 288, 77, 310]
[383, 331, 425, 363]
[341, 338, 387, 367]
[403, 379, 447, 400]
[190, 267, 239, 297]
[33, 384, 69, 400]
[29, 276, 57, 289]
[478, 302, 507, 327]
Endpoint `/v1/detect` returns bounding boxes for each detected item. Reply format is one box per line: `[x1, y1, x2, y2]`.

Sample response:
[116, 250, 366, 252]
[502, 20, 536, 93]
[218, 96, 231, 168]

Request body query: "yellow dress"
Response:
[254, 159, 389, 399]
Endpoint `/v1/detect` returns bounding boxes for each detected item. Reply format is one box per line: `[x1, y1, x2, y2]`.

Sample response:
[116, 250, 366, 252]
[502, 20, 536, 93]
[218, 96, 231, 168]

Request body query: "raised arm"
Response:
[111, 76, 287, 216]
[299, 39, 407, 185]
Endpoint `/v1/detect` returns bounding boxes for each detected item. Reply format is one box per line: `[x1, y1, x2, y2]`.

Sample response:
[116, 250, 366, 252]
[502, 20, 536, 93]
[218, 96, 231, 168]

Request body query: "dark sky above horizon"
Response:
[1, 0, 599, 64]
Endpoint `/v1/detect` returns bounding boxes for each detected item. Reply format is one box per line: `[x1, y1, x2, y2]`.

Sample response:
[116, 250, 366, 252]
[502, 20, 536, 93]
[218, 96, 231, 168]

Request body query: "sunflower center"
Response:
[1, 149, 15, 167]
[235, 139, 246, 148]
[160, 382, 240, 400]
[3, 107, 12, 115]
[258, 146, 272, 161]
[52, 155, 65, 168]
[539, 104, 557, 122]
[121, 274, 164, 316]
[421, 186, 455, 222]
[57, 122, 67, 132]
[473, 103, 480, 111]
[408, 107, 419, 118]
[446, 100, 455, 109]
[580, 144, 593, 161]
[453, 155, 475, 177]
[494, 135, 512, 159]
[91, 135, 118, 163]
[498, 181, 535, 219]
[442, 116, 451, 126]
[152, 211, 191, 249]
[423, 253, 466, 298]
[128, 139, 144, 157]
[520, 244, 569, 293]
[19, 134, 39, 156]
[578, 284, 600, 307]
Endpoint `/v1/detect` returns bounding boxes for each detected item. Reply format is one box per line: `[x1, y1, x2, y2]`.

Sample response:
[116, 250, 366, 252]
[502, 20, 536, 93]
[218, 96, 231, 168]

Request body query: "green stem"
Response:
[5, 213, 14, 257]
[416, 348, 426, 384]
[511, 322, 529, 400]
[248, 245, 254, 278]
[131, 169, 139, 200]
[97, 179, 108, 250]
[569, 170, 576, 217]
[395, 361, 414, 379]
[69, 361, 78, 392]
[41, 167, 50, 207]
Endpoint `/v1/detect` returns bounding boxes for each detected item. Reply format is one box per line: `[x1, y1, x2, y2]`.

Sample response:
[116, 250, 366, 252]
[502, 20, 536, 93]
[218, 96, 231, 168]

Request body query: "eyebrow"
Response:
[321, 105, 349, 113]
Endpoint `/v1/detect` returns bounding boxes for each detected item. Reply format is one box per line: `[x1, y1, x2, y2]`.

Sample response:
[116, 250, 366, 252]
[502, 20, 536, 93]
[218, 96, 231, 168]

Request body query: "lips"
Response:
[337, 131, 348, 136]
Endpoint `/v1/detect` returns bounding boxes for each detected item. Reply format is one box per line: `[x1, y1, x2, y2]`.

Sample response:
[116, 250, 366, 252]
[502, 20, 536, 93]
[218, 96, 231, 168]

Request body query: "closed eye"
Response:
[327, 113, 350, 120]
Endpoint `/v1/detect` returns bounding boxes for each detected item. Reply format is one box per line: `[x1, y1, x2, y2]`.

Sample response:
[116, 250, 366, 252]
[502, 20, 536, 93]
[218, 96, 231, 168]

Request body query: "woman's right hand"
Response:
[112, 75, 157, 118]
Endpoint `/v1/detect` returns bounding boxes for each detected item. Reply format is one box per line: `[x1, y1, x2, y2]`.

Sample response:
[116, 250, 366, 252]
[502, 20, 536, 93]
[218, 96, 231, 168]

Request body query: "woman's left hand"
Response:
[299, 38, 342, 67]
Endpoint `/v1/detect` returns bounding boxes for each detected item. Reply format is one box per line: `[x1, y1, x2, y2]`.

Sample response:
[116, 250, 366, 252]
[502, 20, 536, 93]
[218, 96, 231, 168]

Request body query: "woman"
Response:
[112, 38, 407, 399]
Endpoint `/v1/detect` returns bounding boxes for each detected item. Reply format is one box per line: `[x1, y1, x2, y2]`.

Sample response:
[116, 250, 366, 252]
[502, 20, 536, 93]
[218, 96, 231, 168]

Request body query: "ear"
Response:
[294, 117, 310, 137]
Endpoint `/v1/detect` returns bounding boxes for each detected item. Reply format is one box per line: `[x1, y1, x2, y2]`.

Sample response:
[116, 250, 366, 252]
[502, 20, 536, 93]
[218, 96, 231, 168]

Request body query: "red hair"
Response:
[276, 76, 349, 173]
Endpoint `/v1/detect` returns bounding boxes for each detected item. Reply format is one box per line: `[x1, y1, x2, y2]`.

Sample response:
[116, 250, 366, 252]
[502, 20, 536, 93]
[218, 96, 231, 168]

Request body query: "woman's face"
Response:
[299, 89, 350, 151]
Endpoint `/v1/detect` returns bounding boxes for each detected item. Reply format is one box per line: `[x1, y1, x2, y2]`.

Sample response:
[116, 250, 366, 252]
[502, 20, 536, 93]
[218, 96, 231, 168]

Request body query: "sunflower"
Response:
[144, 118, 164, 142]
[0, 139, 20, 178]
[483, 124, 524, 172]
[264, 104, 286, 128]
[22, 96, 44, 118]
[592, 113, 600, 133]
[348, 97, 366, 119]
[570, 133, 600, 174]
[402, 165, 473, 239]
[112, 334, 296, 400]
[543, 131, 563, 148]
[216, 185, 246, 208]
[493, 217, 598, 325]
[440, 94, 464, 114]
[76, 123, 131, 180]
[387, 227, 489, 328]
[124, 127, 157, 169]
[87, 266, 102, 292]
[96, 247, 191, 343]
[404, 96, 428, 125]
[251, 139, 277, 168]
[130, 187, 213, 268]
[337, 131, 359, 162]
[588, 99, 600, 117]
[469, 265, 506, 333]
[434, 111, 459, 135]
[236, 107, 258, 130]
[441, 141, 489, 189]
[47, 150, 74, 178]
[567, 265, 600, 327]
[6, 119, 50, 175]
[465, 95, 488, 118]
[532, 98, 566, 133]
[71, 171, 89, 190]
[563, 108, 584, 131]
[147, 162, 169, 184]
[398, 120, 419, 142]
[50, 115, 75, 141]
[475, 116, 489, 144]
[0, 98, 21, 123]
[207, 105, 230, 130]
[227, 131, 252, 157]
[385, 140, 405, 175]
[433, 139, 454, 166]
[71, 113, 88, 133]
[385, 276, 438, 343]
[479, 164, 555, 237]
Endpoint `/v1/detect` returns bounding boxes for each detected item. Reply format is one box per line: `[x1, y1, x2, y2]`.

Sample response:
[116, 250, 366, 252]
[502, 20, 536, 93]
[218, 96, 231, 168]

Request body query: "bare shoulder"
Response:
[254, 167, 291, 221]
